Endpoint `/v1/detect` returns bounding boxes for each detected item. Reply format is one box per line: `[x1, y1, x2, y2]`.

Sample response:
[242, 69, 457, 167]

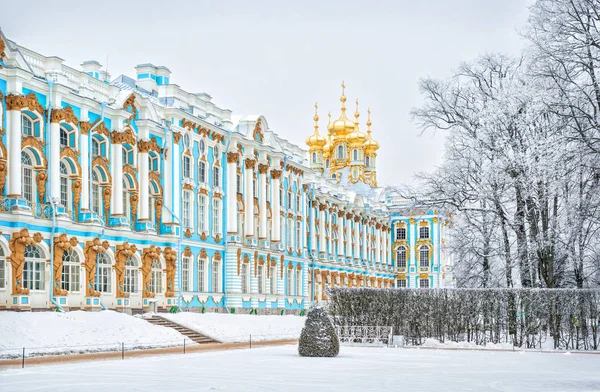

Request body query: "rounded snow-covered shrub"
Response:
[298, 307, 339, 357]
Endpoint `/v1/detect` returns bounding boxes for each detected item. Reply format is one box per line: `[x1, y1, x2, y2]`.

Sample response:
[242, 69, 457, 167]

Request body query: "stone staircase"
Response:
[146, 315, 217, 344]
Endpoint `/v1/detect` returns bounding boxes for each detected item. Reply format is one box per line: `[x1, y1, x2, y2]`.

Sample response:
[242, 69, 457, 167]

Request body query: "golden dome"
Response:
[346, 99, 367, 145]
[328, 81, 356, 136]
[363, 108, 380, 153]
[306, 102, 327, 149]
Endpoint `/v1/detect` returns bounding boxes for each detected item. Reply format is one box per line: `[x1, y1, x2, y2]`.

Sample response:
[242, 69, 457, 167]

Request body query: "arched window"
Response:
[198, 257, 206, 292]
[124, 257, 138, 294]
[0, 246, 5, 289]
[312, 152, 317, 163]
[150, 259, 162, 294]
[337, 145, 343, 158]
[60, 128, 69, 147]
[92, 170, 102, 215]
[60, 162, 70, 209]
[21, 115, 33, 136]
[92, 138, 100, 156]
[286, 218, 293, 247]
[212, 258, 220, 292]
[241, 261, 249, 293]
[198, 195, 207, 232]
[21, 151, 35, 205]
[257, 263, 265, 294]
[97, 252, 112, 293]
[286, 266, 293, 296]
[295, 221, 302, 249]
[23, 245, 44, 290]
[295, 268, 302, 296]
[270, 264, 277, 294]
[199, 139, 206, 155]
[181, 256, 191, 292]
[212, 199, 221, 235]
[332, 173, 336, 179]
[122, 145, 133, 165]
[325, 159, 330, 168]
[61, 249, 80, 292]
[183, 155, 191, 178]
[123, 179, 131, 221]
[396, 246, 407, 268]
[353, 149, 358, 161]
[419, 246, 429, 268]
[366, 156, 370, 167]
[148, 153, 158, 172]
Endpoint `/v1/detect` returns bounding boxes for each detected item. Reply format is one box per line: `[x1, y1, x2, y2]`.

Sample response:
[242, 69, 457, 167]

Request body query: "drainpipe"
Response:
[222, 129, 232, 313]
[88, 103, 106, 218]
[95, 215, 108, 310]
[45, 79, 64, 312]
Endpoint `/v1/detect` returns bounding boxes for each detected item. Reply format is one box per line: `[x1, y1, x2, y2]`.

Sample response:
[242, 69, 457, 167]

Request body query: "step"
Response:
[144, 315, 218, 344]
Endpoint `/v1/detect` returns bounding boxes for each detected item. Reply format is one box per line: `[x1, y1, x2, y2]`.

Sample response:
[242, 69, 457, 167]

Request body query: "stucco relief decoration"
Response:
[80, 119, 109, 137]
[21, 137, 48, 168]
[84, 238, 109, 297]
[163, 246, 177, 297]
[123, 93, 137, 125]
[142, 245, 162, 298]
[0, 158, 7, 195]
[115, 242, 138, 298]
[36, 171, 47, 204]
[154, 198, 163, 228]
[253, 251, 259, 276]
[227, 152, 239, 164]
[271, 169, 282, 180]
[181, 118, 196, 132]
[50, 106, 78, 126]
[9, 229, 43, 295]
[53, 234, 79, 296]
[253, 118, 263, 143]
[184, 228, 192, 238]
[0, 36, 5, 68]
[130, 192, 139, 220]
[236, 248, 242, 275]
[280, 255, 285, 279]
[102, 187, 111, 218]
[172, 132, 182, 144]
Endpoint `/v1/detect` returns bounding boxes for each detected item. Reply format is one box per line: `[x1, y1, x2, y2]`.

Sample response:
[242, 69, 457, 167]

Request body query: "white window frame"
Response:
[419, 246, 430, 269]
[21, 114, 33, 136]
[124, 257, 138, 294]
[198, 257, 206, 293]
[212, 259, 220, 293]
[397, 247, 407, 268]
[257, 263, 265, 294]
[23, 245, 44, 291]
[295, 268, 302, 296]
[198, 194, 207, 233]
[182, 256, 191, 292]
[419, 226, 430, 239]
[60, 249, 80, 293]
[270, 265, 277, 295]
[241, 262, 250, 293]
[212, 198, 221, 235]
[97, 252, 112, 293]
[183, 191, 192, 228]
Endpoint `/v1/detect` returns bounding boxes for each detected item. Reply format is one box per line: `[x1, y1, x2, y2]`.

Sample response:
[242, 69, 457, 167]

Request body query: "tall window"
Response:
[122, 145, 133, 165]
[286, 267, 293, 296]
[183, 191, 192, 228]
[199, 161, 206, 183]
[198, 195, 207, 232]
[148, 154, 158, 171]
[287, 191, 292, 209]
[212, 259, 220, 292]
[61, 249, 80, 292]
[257, 263, 265, 294]
[312, 152, 317, 163]
[198, 257, 206, 292]
[420, 278, 429, 288]
[295, 268, 302, 296]
[270, 265, 277, 294]
[286, 219, 293, 247]
[397, 246, 407, 268]
[148, 185, 155, 224]
[21, 151, 34, 204]
[296, 195, 300, 211]
[124, 257, 138, 294]
[60, 128, 69, 147]
[397, 279, 407, 288]
[182, 257, 191, 292]
[60, 162, 69, 209]
[183, 156, 191, 178]
[366, 156, 370, 167]
[213, 166, 220, 187]
[123, 180, 130, 220]
[236, 173, 241, 193]
[241, 262, 249, 293]
[150, 260, 162, 294]
[353, 149, 358, 161]
[212, 199, 221, 234]
[337, 145, 343, 158]
[295, 221, 302, 249]
[91, 170, 101, 215]
[21, 115, 33, 136]
[419, 226, 430, 239]
[396, 227, 406, 240]
[23, 245, 44, 290]
[419, 246, 429, 268]
[97, 252, 112, 293]
[92, 138, 100, 156]
[0, 247, 5, 289]
[325, 159, 330, 168]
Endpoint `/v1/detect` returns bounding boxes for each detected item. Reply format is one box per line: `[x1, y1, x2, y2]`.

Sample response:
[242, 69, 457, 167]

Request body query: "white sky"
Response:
[1, 0, 531, 186]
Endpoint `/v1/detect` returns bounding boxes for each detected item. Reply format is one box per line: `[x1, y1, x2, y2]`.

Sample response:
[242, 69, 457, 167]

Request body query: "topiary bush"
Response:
[298, 307, 339, 357]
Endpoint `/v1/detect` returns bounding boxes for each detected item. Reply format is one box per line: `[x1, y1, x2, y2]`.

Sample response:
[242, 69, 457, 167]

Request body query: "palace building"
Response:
[0, 30, 453, 312]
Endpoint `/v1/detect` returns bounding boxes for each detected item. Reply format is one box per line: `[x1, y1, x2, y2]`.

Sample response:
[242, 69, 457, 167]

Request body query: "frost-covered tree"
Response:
[298, 307, 339, 357]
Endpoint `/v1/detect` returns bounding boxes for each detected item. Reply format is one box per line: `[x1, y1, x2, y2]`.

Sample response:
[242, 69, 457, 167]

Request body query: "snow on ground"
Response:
[0, 311, 190, 358]
[2, 345, 599, 391]
[160, 312, 305, 342]
[421, 338, 515, 350]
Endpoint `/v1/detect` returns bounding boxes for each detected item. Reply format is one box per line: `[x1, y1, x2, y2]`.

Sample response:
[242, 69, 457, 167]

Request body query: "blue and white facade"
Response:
[0, 32, 453, 312]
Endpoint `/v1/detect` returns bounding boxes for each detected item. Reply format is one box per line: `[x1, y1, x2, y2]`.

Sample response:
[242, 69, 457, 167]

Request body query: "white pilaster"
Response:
[319, 208, 326, 254]
[80, 132, 90, 210]
[111, 139, 123, 215]
[244, 156, 255, 237]
[345, 216, 352, 257]
[138, 147, 149, 220]
[259, 163, 267, 238]
[6, 110, 21, 197]
[172, 138, 181, 218]
[271, 167, 281, 242]
[354, 219, 360, 260]
[226, 153, 237, 233]
[49, 121, 61, 202]
[337, 216, 344, 256]
[376, 225, 381, 264]
[309, 204, 316, 251]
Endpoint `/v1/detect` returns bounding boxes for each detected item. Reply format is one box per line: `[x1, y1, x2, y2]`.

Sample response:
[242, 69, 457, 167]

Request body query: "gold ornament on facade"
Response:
[115, 243, 138, 298]
[163, 246, 177, 297]
[0, 160, 7, 196]
[35, 171, 47, 204]
[123, 93, 137, 124]
[102, 187, 111, 218]
[84, 238, 110, 297]
[244, 158, 256, 169]
[271, 169, 282, 180]
[227, 152, 239, 164]
[0, 35, 5, 68]
[236, 248, 242, 275]
[130, 192, 138, 220]
[181, 118, 196, 131]
[253, 118, 264, 143]
[172, 132, 182, 144]
[53, 234, 79, 296]
[141, 245, 162, 298]
[258, 163, 269, 174]
[22, 136, 48, 168]
[9, 229, 43, 295]
[305, 102, 326, 152]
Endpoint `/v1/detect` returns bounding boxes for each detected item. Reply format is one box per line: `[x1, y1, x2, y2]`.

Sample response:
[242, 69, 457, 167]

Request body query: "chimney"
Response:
[81, 60, 102, 80]
[156, 66, 171, 86]
[134, 63, 157, 92]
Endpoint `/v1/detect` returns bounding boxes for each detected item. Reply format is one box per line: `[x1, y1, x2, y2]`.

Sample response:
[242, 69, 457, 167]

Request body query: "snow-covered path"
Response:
[1, 345, 599, 391]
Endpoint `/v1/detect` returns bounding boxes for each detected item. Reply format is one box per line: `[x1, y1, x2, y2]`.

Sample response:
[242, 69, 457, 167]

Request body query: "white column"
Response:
[309, 203, 316, 252]
[354, 218, 360, 260]
[110, 138, 123, 215]
[384, 228, 389, 265]
[163, 132, 173, 223]
[327, 211, 332, 257]
[6, 109, 21, 197]
[49, 120, 61, 203]
[319, 207, 326, 254]
[138, 144, 149, 220]
[259, 163, 268, 238]
[271, 169, 282, 242]
[244, 157, 255, 237]
[345, 216, 352, 257]
[410, 219, 416, 272]
[362, 219, 367, 261]
[226, 152, 237, 233]
[376, 224, 382, 264]
[172, 136, 181, 218]
[80, 132, 90, 210]
[337, 215, 343, 256]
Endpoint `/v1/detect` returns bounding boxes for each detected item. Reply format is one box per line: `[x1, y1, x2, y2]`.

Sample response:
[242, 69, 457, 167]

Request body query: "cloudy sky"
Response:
[1, 0, 531, 186]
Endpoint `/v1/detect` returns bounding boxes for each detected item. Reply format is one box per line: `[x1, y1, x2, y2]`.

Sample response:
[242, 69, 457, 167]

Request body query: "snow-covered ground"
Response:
[2, 345, 599, 391]
[160, 312, 305, 342]
[421, 338, 515, 350]
[0, 311, 189, 358]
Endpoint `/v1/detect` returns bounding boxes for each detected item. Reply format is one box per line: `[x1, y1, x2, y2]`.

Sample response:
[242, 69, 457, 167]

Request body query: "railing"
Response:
[336, 326, 393, 347]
